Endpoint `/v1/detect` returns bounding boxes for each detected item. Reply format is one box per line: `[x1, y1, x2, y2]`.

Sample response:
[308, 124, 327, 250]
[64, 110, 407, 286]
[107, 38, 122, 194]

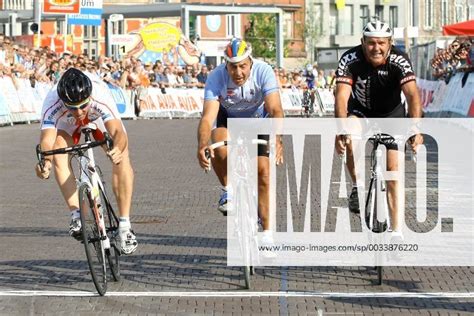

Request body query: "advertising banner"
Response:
[43, 0, 80, 14]
[124, 22, 202, 66]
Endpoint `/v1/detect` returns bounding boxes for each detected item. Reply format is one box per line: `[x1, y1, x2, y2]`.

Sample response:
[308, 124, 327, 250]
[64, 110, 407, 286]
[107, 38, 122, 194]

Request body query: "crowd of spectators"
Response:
[0, 35, 336, 92]
[430, 36, 473, 80]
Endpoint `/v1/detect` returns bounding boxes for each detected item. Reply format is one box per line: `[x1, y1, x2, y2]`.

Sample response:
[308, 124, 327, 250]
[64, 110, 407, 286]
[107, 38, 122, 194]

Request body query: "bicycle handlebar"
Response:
[36, 133, 114, 172]
[204, 139, 269, 173]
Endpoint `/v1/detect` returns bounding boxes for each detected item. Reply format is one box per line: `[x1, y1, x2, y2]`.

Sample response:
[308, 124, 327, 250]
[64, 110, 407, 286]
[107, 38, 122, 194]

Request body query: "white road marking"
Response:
[0, 291, 472, 298]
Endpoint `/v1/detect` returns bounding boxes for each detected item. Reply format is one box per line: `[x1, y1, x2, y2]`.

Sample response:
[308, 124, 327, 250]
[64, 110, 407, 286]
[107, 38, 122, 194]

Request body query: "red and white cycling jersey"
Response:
[40, 74, 121, 142]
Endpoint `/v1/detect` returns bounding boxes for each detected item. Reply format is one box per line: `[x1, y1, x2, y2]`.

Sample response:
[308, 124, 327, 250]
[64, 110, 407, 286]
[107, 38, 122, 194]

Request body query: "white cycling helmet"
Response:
[362, 21, 393, 38]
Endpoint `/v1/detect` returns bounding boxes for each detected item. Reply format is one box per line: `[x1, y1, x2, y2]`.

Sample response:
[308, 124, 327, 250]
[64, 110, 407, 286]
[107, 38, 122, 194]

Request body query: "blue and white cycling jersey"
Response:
[204, 59, 279, 118]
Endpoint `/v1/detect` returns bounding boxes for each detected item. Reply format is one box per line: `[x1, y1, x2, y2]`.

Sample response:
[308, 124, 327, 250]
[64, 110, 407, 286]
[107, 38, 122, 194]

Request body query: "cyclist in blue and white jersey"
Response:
[197, 38, 284, 240]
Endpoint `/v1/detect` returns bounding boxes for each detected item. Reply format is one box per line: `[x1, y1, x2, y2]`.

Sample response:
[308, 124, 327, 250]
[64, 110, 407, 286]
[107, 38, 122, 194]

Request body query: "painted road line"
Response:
[0, 291, 472, 298]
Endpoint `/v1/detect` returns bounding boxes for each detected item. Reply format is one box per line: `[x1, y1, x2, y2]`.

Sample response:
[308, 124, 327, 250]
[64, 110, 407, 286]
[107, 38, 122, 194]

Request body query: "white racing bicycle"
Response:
[36, 123, 121, 296]
[343, 132, 416, 285]
[205, 137, 268, 289]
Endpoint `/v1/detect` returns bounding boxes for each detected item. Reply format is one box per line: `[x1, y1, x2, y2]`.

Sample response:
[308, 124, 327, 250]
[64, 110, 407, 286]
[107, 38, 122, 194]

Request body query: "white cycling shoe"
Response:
[119, 228, 138, 255]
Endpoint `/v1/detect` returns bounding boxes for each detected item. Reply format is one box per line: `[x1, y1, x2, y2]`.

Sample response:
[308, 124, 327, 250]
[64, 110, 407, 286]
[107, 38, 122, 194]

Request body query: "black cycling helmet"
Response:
[57, 68, 93, 106]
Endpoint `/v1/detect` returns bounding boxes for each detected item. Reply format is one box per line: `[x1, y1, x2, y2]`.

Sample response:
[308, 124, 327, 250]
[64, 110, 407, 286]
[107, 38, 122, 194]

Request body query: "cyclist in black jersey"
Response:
[334, 21, 423, 236]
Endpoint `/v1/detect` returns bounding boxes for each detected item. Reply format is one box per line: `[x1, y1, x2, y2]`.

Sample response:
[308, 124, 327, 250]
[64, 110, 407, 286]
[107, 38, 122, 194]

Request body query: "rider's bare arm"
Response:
[401, 80, 422, 118]
[334, 83, 353, 155]
[263, 91, 284, 119]
[263, 91, 284, 165]
[104, 119, 128, 164]
[197, 99, 220, 168]
[334, 83, 352, 118]
[401, 80, 423, 152]
[35, 128, 57, 178]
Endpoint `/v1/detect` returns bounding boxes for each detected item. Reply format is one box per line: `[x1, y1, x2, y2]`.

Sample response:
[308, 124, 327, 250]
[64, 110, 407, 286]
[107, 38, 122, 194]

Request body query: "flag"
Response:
[336, 0, 345, 10]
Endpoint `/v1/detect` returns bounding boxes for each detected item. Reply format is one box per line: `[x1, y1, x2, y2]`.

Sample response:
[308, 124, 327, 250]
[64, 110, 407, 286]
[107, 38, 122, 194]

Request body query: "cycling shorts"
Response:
[347, 103, 406, 151]
[215, 107, 270, 157]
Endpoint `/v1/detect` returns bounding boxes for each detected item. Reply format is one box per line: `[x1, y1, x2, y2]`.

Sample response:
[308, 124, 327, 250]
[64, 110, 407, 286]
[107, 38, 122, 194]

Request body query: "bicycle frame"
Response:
[75, 126, 111, 251]
[366, 138, 391, 232]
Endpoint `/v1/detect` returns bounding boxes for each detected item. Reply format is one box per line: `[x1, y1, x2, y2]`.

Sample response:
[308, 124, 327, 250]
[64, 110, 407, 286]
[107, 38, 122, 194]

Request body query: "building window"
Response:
[389, 6, 398, 27]
[469, 5, 474, 20]
[314, 4, 323, 36]
[455, 0, 465, 22]
[56, 20, 62, 34]
[441, 0, 449, 26]
[424, 0, 433, 28]
[339, 4, 353, 35]
[83, 25, 100, 59]
[375, 5, 384, 21]
[283, 12, 293, 39]
[306, 4, 323, 39]
[329, 5, 337, 36]
[226, 14, 241, 38]
[361, 5, 370, 27]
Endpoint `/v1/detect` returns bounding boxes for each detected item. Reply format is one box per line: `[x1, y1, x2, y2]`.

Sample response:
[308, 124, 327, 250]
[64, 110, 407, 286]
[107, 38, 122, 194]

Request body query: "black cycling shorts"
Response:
[215, 107, 270, 157]
[348, 102, 406, 118]
[347, 103, 405, 151]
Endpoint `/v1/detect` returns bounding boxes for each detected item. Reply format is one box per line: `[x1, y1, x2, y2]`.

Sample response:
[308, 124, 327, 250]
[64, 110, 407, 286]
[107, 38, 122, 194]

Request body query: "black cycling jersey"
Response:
[335, 45, 416, 117]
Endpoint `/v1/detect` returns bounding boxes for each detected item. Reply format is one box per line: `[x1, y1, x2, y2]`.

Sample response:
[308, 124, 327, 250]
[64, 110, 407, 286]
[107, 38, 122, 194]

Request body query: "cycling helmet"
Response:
[57, 68, 93, 106]
[362, 21, 393, 38]
[224, 38, 252, 63]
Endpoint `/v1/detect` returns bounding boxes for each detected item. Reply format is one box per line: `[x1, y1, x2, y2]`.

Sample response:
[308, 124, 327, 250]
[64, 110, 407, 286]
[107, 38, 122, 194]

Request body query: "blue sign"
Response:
[68, 0, 103, 26]
[107, 83, 127, 114]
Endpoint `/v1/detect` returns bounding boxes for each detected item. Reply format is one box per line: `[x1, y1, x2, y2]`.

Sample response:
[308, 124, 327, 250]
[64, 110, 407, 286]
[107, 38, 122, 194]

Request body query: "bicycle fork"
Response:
[368, 147, 391, 232]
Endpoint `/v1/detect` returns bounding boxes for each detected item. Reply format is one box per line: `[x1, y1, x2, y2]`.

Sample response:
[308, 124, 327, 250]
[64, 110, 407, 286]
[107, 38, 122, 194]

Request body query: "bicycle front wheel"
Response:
[79, 184, 107, 296]
[99, 185, 121, 282]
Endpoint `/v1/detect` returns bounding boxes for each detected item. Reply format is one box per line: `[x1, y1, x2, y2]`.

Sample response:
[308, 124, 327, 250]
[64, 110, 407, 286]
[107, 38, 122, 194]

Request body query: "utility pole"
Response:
[34, 0, 43, 48]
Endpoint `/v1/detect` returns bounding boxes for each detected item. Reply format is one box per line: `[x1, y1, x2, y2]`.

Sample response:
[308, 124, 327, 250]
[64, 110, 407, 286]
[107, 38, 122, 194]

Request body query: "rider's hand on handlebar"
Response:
[409, 133, 424, 154]
[198, 146, 213, 171]
[336, 135, 350, 156]
[35, 159, 52, 179]
[107, 147, 123, 165]
[276, 138, 284, 166]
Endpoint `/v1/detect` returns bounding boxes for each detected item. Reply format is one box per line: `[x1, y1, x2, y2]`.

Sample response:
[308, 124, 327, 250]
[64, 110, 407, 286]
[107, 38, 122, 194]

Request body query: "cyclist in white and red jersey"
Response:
[35, 68, 138, 255]
[334, 21, 423, 237]
[197, 38, 284, 246]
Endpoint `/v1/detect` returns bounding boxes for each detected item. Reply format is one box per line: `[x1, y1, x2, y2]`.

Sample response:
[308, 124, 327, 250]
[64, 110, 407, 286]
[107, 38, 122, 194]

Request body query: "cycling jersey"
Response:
[204, 59, 279, 118]
[41, 73, 121, 142]
[335, 45, 416, 117]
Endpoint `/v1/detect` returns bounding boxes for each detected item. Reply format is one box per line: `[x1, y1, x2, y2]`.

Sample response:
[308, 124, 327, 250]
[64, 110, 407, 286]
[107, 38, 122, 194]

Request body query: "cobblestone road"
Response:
[0, 120, 472, 315]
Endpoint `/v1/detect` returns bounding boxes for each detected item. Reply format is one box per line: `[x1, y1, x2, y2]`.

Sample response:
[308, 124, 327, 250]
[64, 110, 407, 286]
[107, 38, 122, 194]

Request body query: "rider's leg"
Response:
[53, 130, 79, 211]
[111, 144, 138, 255]
[111, 145, 134, 218]
[386, 149, 400, 231]
[344, 114, 360, 184]
[345, 140, 357, 183]
[257, 156, 270, 231]
[211, 127, 228, 187]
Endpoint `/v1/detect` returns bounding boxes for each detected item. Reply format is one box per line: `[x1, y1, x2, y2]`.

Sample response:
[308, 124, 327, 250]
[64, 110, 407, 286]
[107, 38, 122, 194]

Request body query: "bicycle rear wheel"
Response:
[79, 183, 107, 296]
[99, 185, 121, 282]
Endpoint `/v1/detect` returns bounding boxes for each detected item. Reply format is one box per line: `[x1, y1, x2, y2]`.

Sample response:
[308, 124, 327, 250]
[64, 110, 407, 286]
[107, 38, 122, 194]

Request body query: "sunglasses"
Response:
[64, 98, 90, 111]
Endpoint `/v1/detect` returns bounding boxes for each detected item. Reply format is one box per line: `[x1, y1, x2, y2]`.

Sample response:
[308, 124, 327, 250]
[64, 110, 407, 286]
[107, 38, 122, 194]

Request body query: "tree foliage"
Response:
[244, 14, 277, 59]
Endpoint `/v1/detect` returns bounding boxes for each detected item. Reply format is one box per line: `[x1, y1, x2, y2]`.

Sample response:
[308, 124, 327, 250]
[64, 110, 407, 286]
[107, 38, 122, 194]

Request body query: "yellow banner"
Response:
[139, 23, 182, 52]
[335, 0, 345, 10]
